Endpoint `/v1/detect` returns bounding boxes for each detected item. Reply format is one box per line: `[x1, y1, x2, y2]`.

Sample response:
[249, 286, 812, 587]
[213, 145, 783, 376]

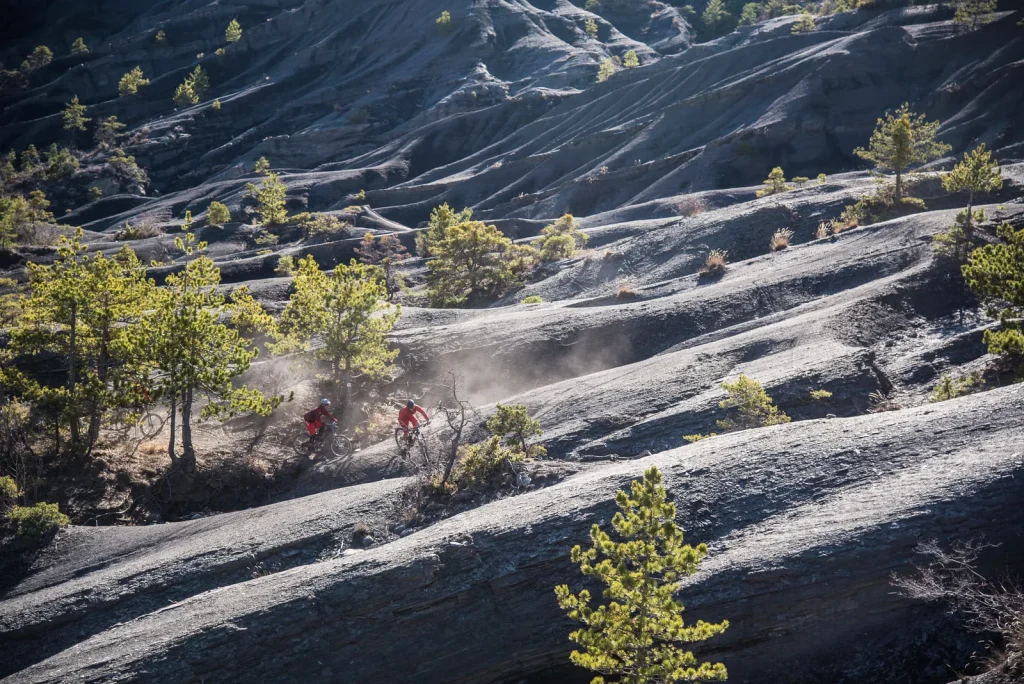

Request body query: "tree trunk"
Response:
[894, 171, 903, 205]
[68, 302, 81, 446]
[86, 325, 110, 449]
[167, 393, 178, 464]
[181, 387, 196, 472]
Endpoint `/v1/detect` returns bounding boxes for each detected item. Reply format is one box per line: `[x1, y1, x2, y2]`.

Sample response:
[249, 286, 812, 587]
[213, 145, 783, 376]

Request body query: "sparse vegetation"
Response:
[6, 502, 70, 539]
[521, 295, 543, 304]
[535, 213, 589, 261]
[154, 30, 168, 46]
[700, 249, 729, 276]
[207, 201, 231, 227]
[554, 466, 729, 683]
[962, 221, 1024, 376]
[114, 219, 160, 241]
[676, 195, 707, 217]
[702, 0, 731, 37]
[929, 373, 984, 403]
[623, 50, 640, 68]
[585, 18, 599, 39]
[791, 11, 816, 33]
[486, 403, 545, 458]
[173, 65, 210, 107]
[436, 10, 453, 29]
[62, 96, 90, 133]
[756, 166, 792, 197]
[88, 186, 102, 201]
[354, 232, 409, 300]
[418, 203, 473, 257]
[119, 67, 150, 96]
[596, 56, 621, 83]
[295, 212, 349, 240]
[809, 388, 832, 401]
[934, 144, 1002, 262]
[854, 103, 950, 205]
[95, 116, 127, 148]
[770, 227, 794, 251]
[684, 433, 716, 443]
[212, 99, 222, 111]
[244, 157, 288, 226]
[108, 148, 148, 191]
[952, 0, 996, 30]
[71, 37, 89, 55]
[275, 255, 295, 276]
[717, 375, 790, 432]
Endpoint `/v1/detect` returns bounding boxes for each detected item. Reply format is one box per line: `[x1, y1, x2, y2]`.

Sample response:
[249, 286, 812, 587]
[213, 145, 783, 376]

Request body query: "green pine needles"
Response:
[555, 466, 729, 683]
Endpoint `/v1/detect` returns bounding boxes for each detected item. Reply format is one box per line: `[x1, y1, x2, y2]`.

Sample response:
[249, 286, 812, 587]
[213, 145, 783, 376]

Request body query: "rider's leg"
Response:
[305, 420, 317, 441]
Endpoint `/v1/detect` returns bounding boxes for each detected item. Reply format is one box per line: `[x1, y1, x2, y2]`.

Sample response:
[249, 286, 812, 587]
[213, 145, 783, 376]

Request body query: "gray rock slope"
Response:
[5, 385, 1024, 683]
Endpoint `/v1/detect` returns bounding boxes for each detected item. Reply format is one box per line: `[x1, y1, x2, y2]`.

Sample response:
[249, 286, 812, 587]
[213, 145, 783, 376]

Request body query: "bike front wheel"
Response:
[138, 412, 165, 439]
[330, 433, 354, 459]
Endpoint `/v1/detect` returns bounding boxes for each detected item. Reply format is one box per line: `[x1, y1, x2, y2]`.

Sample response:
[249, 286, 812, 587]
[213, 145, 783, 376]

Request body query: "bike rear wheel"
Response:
[138, 412, 165, 439]
[293, 432, 316, 457]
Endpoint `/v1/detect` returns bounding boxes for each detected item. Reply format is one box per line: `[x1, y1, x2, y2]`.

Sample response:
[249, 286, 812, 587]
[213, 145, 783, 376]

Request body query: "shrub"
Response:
[536, 213, 589, 261]
[952, 0, 996, 30]
[683, 433, 716, 442]
[297, 212, 349, 239]
[21, 46, 52, 73]
[71, 37, 89, 55]
[596, 56, 620, 83]
[207, 201, 231, 227]
[88, 186, 102, 201]
[817, 172, 827, 184]
[173, 66, 210, 107]
[225, 18, 242, 43]
[212, 98, 222, 111]
[676, 195, 707, 217]
[554, 466, 729, 683]
[521, 295, 543, 304]
[154, 30, 168, 45]
[354, 232, 409, 299]
[108, 148, 148, 190]
[115, 219, 161, 241]
[486, 403, 544, 457]
[868, 389, 901, 413]
[756, 166, 792, 197]
[244, 159, 288, 225]
[453, 437, 522, 490]
[275, 255, 295, 276]
[254, 230, 279, 246]
[791, 176, 810, 184]
[623, 50, 640, 68]
[700, 249, 728, 276]
[929, 373, 984, 403]
[426, 220, 537, 306]
[809, 388, 832, 400]
[118, 66, 149, 96]
[0, 475, 19, 516]
[770, 227, 794, 251]
[717, 375, 790, 432]
[44, 144, 79, 180]
[854, 103, 950, 205]
[436, 10, 452, 29]
[739, 2, 760, 24]
[816, 220, 832, 240]
[7, 502, 70, 539]
[354, 189, 366, 201]
[585, 18, 599, 38]
[702, 0, 731, 36]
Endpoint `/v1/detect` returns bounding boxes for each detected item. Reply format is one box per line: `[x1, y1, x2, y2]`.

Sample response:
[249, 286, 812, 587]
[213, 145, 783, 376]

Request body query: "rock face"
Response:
[4, 386, 1024, 683]
[3, 1, 1024, 683]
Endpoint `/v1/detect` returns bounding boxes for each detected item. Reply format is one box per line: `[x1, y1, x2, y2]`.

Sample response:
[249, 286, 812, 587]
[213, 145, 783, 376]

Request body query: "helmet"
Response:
[406, 399, 415, 409]
[321, 398, 331, 406]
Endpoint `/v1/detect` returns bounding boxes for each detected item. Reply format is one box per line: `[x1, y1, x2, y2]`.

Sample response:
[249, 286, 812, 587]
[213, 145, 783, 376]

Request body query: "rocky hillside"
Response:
[2, 0, 1024, 682]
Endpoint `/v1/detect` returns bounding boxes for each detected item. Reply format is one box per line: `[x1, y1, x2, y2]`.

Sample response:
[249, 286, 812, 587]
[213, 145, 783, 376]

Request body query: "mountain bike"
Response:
[394, 421, 429, 459]
[292, 422, 353, 460]
[111, 406, 166, 439]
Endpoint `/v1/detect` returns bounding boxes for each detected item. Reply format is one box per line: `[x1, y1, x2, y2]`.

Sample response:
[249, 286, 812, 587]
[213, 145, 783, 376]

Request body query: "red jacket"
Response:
[398, 405, 428, 428]
[305, 405, 336, 424]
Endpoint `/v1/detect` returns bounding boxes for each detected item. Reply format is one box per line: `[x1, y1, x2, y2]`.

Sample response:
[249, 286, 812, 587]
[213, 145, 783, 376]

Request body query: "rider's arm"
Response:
[415, 406, 429, 421]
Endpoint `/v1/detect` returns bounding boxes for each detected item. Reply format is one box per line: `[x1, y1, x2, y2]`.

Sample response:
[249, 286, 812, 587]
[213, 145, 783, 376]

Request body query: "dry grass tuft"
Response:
[699, 249, 728, 276]
[770, 228, 794, 251]
[676, 195, 707, 218]
[816, 220, 832, 240]
[616, 278, 637, 298]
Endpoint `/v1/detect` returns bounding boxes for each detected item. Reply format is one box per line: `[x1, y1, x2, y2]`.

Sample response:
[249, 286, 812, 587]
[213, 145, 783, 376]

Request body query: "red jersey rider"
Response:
[304, 398, 337, 441]
[398, 399, 429, 444]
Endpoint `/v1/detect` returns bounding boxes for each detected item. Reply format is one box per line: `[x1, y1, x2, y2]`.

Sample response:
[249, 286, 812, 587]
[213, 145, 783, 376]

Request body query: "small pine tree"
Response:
[255, 156, 271, 175]
[71, 37, 89, 55]
[702, 0, 731, 37]
[554, 466, 729, 684]
[173, 80, 197, 107]
[207, 201, 231, 227]
[119, 66, 150, 96]
[22, 46, 53, 72]
[717, 374, 790, 432]
[88, 186, 102, 201]
[94, 116, 127, 148]
[596, 56, 621, 83]
[962, 221, 1024, 376]
[212, 98, 222, 111]
[416, 202, 473, 257]
[155, 30, 168, 46]
[436, 10, 453, 29]
[62, 96, 90, 133]
[275, 255, 295, 276]
[244, 160, 288, 226]
[535, 213, 589, 261]
[354, 232, 410, 300]
[791, 11, 815, 33]
[952, 0, 996, 30]
[623, 50, 640, 68]
[225, 18, 242, 43]
[941, 143, 1002, 239]
[854, 103, 950, 205]
[486, 403, 543, 457]
[739, 2, 761, 25]
[585, 18, 599, 39]
[755, 166, 791, 197]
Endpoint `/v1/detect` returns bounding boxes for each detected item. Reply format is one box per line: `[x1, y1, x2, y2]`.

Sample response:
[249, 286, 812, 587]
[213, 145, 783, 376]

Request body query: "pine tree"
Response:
[623, 50, 640, 68]
[941, 143, 1002, 239]
[244, 159, 288, 225]
[854, 103, 950, 205]
[154, 30, 168, 46]
[716, 374, 790, 432]
[702, 0, 730, 38]
[791, 11, 815, 33]
[71, 37, 89, 55]
[135, 214, 276, 469]
[739, 3, 760, 25]
[225, 18, 242, 43]
[585, 18, 600, 39]
[354, 232, 410, 300]
[273, 257, 399, 415]
[486, 403, 543, 457]
[63, 95, 90, 133]
[755, 166, 791, 197]
[416, 202, 473, 257]
[596, 56, 621, 83]
[206, 201, 231, 227]
[962, 222, 1024, 376]
[952, 0, 996, 30]
[118, 66, 150, 96]
[555, 466, 729, 683]
[94, 116, 127, 148]
[426, 220, 538, 307]
[173, 66, 209, 107]
[535, 213, 589, 261]
[21, 46, 52, 73]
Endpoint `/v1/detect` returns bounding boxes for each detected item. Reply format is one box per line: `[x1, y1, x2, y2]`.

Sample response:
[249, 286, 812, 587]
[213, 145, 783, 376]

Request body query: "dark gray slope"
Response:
[6, 385, 1024, 684]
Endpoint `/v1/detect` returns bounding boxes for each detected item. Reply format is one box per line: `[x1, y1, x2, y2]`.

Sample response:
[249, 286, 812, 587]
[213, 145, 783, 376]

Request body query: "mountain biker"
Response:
[398, 399, 429, 446]
[305, 399, 337, 442]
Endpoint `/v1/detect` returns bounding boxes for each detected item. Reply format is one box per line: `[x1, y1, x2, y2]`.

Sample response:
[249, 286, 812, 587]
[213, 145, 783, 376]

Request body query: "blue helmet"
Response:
[406, 399, 415, 409]
[321, 398, 331, 406]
